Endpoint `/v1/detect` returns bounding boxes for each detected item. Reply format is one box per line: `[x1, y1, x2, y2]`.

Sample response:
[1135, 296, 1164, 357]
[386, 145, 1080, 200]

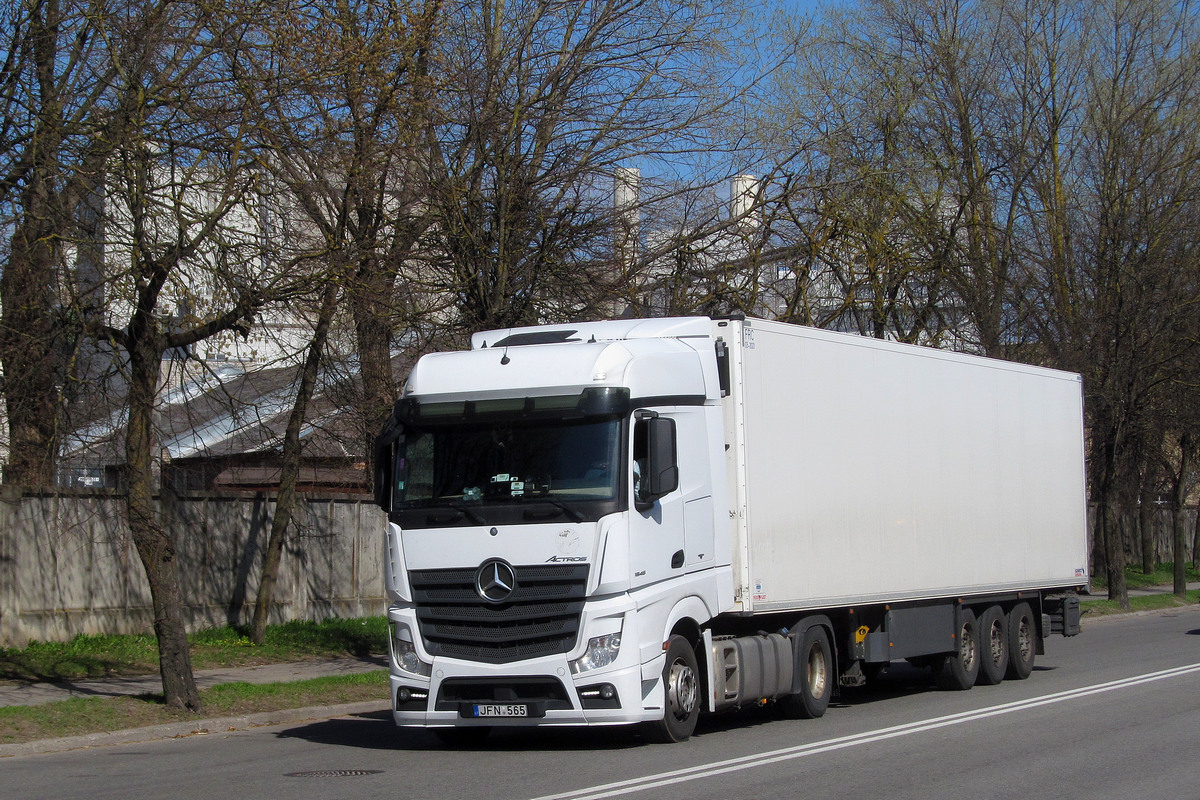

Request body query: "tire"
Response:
[779, 626, 833, 719]
[936, 607, 980, 691]
[977, 605, 1008, 686]
[646, 635, 701, 743]
[1006, 602, 1036, 680]
[433, 726, 492, 747]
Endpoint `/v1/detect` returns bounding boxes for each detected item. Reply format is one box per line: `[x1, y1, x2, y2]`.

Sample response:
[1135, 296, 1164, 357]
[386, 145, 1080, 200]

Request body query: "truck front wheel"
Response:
[647, 635, 701, 743]
[779, 626, 832, 719]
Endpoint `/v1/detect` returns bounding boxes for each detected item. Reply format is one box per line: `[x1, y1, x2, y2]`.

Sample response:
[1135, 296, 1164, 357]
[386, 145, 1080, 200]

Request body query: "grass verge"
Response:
[0, 617, 389, 682]
[0, 670, 389, 746]
[1089, 562, 1200, 591]
[1081, 589, 1200, 617]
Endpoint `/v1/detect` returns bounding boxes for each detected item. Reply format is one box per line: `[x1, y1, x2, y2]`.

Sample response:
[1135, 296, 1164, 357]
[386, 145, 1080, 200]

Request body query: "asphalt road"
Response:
[4, 606, 1199, 800]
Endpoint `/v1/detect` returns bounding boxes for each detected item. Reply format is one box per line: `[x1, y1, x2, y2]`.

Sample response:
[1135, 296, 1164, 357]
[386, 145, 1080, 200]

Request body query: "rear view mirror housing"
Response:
[636, 414, 678, 509]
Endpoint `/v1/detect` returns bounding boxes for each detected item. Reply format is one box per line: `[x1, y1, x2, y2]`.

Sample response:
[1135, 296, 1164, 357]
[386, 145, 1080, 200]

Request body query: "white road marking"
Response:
[529, 662, 1200, 800]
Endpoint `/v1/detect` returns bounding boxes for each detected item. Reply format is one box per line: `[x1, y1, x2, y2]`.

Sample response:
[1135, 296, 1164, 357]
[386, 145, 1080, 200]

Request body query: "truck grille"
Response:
[410, 564, 589, 664]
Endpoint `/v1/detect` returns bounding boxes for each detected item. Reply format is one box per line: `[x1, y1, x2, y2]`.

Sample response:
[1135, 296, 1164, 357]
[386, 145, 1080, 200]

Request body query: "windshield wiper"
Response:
[423, 502, 487, 526]
[450, 502, 488, 525]
[524, 498, 585, 523]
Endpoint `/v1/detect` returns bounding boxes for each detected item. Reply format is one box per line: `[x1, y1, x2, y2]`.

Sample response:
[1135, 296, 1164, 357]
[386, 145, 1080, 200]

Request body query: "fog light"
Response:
[578, 683, 621, 709]
[395, 686, 428, 709]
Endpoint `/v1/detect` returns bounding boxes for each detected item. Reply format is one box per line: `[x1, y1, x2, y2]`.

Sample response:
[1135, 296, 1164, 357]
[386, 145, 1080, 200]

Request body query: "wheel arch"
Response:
[657, 596, 711, 714]
[662, 595, 711, 648]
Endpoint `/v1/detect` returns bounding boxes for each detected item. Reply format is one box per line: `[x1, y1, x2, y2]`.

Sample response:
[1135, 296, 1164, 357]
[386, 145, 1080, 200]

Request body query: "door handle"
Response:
[671, 550, 685, 569]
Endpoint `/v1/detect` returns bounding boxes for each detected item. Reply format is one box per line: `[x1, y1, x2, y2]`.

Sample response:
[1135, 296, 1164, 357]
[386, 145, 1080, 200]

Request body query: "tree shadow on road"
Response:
[275, 661, 1067, 753]
[276, 710, 646, 752]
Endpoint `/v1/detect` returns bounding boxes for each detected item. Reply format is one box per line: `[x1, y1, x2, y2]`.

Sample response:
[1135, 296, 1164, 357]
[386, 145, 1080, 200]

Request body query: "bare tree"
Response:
[0, 0, 153, 485]
[1070, 0, 1200, 604]
[83, 2, 284, 710]
[230, 0, 441, 641]
[421, 0, 752, 331]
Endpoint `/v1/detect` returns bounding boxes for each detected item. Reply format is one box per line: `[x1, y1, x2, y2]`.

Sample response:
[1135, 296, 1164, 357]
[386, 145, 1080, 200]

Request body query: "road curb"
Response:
[0, 700, 390, 759]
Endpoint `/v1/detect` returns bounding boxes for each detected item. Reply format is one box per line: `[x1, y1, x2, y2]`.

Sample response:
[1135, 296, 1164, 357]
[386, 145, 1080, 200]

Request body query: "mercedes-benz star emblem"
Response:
[475, 559, 517, 603]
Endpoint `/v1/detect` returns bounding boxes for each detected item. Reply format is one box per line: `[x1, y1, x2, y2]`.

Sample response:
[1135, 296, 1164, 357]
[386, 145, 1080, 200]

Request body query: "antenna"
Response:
[500, 326, 513, 365]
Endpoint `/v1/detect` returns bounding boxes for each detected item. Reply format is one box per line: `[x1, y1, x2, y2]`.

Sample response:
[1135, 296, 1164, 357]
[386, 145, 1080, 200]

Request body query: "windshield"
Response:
[394, 417, 623, 513]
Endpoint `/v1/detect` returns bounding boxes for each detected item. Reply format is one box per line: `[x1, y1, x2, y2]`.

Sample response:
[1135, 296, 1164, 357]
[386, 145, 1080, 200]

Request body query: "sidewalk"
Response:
[0, 655, 393, 759]
[0, 654, 387, 708]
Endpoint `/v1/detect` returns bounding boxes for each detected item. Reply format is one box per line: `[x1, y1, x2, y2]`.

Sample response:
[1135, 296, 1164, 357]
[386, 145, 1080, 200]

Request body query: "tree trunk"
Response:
[125, 338, 201, 711]
[1193, 500, 1200, 571]
[250, 284, 340, 644]
[1091, 502, 1108, 580]
[1172, 434, 1192, 597]
[1103, 503, 1130, 609]
[1139, 465, 1157, 574]
[0, 194, 65, 487]
[350, 258, 398, 481]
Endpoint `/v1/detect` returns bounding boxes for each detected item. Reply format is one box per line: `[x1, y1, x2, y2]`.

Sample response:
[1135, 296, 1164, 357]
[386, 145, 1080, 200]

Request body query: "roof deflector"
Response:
[491, 329, 580, 347]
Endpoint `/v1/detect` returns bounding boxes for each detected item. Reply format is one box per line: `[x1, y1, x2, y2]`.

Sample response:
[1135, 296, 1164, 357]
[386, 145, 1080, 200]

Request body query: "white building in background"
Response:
[55, 159, 354, 488]
[617, 171, 976, 349]
[46, 159, 981, 487]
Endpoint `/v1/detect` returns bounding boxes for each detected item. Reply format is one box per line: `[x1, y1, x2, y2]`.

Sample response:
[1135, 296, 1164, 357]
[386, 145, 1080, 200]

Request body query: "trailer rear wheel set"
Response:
[937, 602, 1040, 691]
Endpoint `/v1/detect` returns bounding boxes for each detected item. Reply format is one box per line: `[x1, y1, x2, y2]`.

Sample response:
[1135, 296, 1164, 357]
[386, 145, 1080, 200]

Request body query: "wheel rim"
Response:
[1017, 616, 1033, 664]
[960, 622, 977, 669]
[988, 620, 1004, 664]
[666, 659, 698, 720]
[806, 643, 828, 698]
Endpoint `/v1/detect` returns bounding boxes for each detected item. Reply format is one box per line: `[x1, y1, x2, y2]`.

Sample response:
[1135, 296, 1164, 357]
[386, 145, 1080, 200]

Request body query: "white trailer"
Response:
[374, 316, 1087, 744]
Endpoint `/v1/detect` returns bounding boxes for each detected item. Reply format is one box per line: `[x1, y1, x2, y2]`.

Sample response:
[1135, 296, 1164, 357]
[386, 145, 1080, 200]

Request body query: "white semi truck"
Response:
[373, 316, 1088, 744]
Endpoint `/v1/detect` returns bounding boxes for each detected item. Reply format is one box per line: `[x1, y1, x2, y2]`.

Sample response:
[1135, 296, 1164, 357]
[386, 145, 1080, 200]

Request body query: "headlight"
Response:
[570, 630, 622, 675]
[391, 622, 431, 677]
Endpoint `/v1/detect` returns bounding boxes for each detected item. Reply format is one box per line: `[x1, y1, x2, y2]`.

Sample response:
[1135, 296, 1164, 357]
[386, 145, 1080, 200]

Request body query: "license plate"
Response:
[471, 703, 528, 718]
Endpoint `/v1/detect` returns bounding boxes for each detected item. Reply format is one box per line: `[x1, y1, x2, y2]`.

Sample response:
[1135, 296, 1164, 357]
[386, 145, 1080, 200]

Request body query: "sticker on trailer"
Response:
[753, 579, 767, 602]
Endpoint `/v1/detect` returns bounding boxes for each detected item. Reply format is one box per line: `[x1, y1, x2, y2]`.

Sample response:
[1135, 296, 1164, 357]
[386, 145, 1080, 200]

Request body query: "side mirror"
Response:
[636, 414, 678, 509]
[373, 420, 404, 511]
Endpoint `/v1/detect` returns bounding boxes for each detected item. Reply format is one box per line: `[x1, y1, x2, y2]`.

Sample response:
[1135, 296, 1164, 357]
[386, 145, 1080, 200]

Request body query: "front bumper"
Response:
[390, 658, 656, 728]
[387, 601, 663, 728]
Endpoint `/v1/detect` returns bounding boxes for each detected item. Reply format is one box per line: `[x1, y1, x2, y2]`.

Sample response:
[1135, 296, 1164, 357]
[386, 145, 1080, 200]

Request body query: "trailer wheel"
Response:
[646, 635, 700, 743]
[936, 608, 979, 690]
[977, 605, 1008, 686]
[1006, 602, 1036, 680]
[779, 626, 833, 719]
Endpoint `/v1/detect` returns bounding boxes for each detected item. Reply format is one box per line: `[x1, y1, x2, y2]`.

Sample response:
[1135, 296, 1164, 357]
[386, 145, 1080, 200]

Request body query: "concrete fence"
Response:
[1, 490, 1196, 648]
[0, 489, 387, 648]
[1095, 505, 1198, 569]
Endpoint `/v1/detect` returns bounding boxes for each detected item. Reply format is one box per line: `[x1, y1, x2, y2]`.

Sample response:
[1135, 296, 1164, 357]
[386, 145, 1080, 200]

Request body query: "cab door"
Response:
[627, 409, 696, 588]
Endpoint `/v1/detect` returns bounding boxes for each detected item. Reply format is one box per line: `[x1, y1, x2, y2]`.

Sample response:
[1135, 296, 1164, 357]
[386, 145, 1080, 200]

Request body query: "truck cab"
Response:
[374, 317, 733, 742]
